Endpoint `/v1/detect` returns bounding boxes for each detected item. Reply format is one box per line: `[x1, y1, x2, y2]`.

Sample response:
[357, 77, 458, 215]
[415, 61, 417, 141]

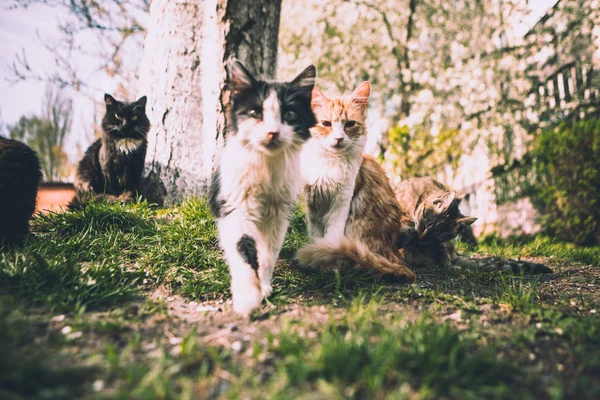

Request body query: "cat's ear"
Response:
[457, 216, 477, 227]
[311, 85, 327, 108]
[227, 59, 256, 94]
[433, 191, 456, 213]
[350, 81, 371, 111]
[104, 94, 116, 107]
[290, 65, 316, 96]
[135, 96, 147, 108]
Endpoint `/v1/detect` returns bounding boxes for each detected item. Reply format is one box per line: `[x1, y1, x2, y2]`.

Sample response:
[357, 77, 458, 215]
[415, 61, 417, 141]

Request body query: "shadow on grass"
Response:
[0, 303, 97, 399]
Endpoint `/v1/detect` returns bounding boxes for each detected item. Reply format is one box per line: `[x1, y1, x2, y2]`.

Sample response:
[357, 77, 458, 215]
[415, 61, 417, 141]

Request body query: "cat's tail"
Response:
[452, 255, 553, 274]
[295, 236, 416, 282]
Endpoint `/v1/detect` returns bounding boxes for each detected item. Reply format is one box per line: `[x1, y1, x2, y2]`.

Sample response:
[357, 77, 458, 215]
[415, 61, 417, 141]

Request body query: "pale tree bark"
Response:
[138, 0, 282, 204]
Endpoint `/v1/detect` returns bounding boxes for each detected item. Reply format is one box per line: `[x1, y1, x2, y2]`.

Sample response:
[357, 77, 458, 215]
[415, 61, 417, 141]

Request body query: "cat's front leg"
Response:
[323, 188, 353, 241]
[218, 217, 263, 317]
[256, 215, 291, 298]
[306, 214, 325, 242]
[397, 224, 417, 248]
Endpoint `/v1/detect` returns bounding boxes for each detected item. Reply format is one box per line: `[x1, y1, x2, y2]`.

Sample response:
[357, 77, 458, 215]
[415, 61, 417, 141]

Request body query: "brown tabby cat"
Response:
[296, 83, 415, 282]
[396, 177, 476, 266]
[396, 177, 552, 274]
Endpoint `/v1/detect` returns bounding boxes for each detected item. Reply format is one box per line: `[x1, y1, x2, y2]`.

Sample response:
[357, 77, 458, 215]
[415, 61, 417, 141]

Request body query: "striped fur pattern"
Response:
[396, 177, 552, 274]
[296, 83, 415, 282]
[209, 60, 316, 316]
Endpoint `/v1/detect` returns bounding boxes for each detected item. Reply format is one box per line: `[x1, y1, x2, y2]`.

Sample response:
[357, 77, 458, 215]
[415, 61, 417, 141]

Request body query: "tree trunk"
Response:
[138, 0, 282, 205]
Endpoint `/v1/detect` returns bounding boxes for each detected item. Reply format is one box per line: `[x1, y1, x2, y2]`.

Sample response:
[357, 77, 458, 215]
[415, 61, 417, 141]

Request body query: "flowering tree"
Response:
[279, 0, 600, 234]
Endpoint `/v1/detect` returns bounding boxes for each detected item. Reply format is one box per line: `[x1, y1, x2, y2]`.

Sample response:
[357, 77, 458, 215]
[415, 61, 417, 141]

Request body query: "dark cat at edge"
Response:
[0, 137, 42, 247]
[69, 94, 149, 209]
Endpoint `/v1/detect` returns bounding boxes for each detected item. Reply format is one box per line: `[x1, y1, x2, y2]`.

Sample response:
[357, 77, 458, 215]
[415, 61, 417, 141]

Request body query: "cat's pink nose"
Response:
[333, 137, 343, 146]
[267, 131, 279, 141]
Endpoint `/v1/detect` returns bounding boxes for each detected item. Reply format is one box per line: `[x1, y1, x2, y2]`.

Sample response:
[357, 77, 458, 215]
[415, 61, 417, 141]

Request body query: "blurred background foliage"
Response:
[279, 0, 600, 244]
[7, 86, 73, 182]
[531, 119, 600, 245]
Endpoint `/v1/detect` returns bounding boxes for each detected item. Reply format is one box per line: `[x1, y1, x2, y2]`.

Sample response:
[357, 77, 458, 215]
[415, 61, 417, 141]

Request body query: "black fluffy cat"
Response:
[0, 136, 42, 247]
[70, 94, 150, 209]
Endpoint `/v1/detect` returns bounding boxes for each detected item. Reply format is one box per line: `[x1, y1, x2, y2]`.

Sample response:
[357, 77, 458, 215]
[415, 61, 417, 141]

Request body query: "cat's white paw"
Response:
[261, 283, 273, 298]
[231, 280, 263, 317]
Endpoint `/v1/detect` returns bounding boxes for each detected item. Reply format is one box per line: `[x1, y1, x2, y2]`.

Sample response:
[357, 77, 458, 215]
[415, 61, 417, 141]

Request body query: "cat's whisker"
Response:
[134, 127, 148, 139]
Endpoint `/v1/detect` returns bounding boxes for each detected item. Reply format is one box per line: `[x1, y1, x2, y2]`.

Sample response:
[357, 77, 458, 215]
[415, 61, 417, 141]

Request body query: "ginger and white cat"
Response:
[208, 60, 317, 316]
[296, 83, 415, 281]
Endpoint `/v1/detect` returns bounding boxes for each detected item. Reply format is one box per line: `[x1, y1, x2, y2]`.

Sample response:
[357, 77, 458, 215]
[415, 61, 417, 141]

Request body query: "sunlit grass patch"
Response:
[494, 274, 542, 313]
[27, 200, 156, 264]
[137, 198, 230, 299]
[0, 252, 142, 314]
[476, 234, 600, 266]
[33, 199, 155, 236]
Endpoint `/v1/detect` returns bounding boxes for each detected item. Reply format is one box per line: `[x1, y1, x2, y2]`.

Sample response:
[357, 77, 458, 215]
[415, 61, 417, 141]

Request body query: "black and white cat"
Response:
[69, 94, 150, 209]
[209, 60, 316, 316]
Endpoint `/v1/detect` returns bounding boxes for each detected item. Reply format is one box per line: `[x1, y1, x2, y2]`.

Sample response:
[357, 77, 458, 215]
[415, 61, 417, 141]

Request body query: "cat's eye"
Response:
[284, 110, 298, 121]
[345, 120, 356, 128]
[248, 108, 262, 119]
[321, 120, 331, 127]
[114, 113, 122, 120]
[131, 115, 138, 120]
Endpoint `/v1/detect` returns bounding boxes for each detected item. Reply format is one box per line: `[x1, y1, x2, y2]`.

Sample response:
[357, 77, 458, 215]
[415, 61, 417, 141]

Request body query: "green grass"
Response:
[100, 332, 233, 399]
[476, 234, 600, 266]
[0, 252, 142, 314]
[0, 302, 97, 399]
[0, 198, 599, 399]
[495, 274, 542, 313]
[231, 297, 522, 399]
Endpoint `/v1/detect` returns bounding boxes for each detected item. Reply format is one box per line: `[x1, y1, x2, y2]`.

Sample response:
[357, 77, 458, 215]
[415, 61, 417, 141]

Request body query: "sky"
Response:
[0, 1, 140, 160]
[0, 0, 559, 160]
[0, 4, 60, 126]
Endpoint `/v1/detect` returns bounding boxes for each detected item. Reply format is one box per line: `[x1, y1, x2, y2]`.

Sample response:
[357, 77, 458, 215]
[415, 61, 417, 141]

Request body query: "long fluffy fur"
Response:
[299, 83, 415, 283]
[209, 60, 317, 317]
[69, 94, 149, 210]
[296, 236, 415, 281]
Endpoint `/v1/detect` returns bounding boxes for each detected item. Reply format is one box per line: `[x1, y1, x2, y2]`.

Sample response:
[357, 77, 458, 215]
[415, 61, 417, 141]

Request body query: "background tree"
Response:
[8, 86, 73, 182]
[138, 0, 282, 204]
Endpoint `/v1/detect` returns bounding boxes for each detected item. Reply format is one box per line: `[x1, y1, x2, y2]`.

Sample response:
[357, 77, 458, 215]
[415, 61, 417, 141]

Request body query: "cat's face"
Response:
[102, 94, 150, 140]
[227, 60, 316, 155]
[415, 191, 477, 242]
[309, 82, 370, 152]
